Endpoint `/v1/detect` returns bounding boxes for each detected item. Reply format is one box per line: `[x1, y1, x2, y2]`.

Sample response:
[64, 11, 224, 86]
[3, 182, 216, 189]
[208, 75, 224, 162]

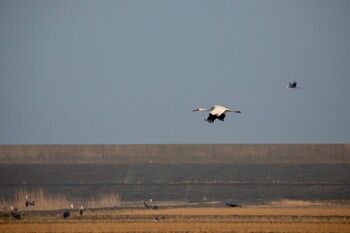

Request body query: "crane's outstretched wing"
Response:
[218, 113, 226, 121]
[205, 114, 217, 123]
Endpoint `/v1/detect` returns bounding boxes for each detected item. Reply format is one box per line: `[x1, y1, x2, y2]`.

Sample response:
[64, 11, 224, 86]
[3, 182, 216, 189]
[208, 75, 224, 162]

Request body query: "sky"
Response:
[0, 0, 349, 144]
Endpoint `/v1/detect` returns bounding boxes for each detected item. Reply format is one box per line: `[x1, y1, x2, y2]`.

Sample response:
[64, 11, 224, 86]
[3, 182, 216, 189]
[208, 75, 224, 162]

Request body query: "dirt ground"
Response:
[1, 203, 350, 233]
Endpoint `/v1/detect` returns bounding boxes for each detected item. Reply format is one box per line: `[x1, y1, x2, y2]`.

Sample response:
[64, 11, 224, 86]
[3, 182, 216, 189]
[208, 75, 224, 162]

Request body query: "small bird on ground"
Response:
[225, 203, 242, 208]
[143, 199, 158, 209]
[79, 205, 84, 216]
[63, 204, 74, 218]
[10, 206, 21, 220]
[25, 195, 35, 207]
[155, 215, 165, 222]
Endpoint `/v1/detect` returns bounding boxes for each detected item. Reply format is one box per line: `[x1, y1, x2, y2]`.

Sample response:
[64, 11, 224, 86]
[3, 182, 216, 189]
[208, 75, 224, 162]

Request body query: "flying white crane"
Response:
[192, 105, 241, 123]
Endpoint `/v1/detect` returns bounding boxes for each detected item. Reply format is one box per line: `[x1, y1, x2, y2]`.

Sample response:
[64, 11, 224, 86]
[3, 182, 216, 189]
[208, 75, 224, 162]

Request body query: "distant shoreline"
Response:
[0, 144, 349, 163]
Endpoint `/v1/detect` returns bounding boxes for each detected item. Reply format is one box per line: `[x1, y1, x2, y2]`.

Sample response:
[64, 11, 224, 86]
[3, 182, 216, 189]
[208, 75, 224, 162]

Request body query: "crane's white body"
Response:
[192, 105, 241, 123]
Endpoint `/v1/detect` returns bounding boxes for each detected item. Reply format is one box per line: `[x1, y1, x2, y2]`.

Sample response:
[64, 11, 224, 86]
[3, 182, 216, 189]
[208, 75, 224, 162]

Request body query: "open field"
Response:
[1, 206, 350, 233]
[1, 145, 349, 232]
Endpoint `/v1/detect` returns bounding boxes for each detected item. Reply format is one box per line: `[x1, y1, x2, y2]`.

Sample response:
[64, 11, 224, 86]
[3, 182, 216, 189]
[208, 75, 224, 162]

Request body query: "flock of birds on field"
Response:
[8, 196, 242, 221]
[9, 196, 84, 220]
[192, 81, 300, 123]
[63, 204, 84, 219]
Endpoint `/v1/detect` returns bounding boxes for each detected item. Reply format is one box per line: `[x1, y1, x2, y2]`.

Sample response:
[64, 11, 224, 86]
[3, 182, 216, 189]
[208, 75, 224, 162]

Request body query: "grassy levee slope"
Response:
[1, 144, 349, 163]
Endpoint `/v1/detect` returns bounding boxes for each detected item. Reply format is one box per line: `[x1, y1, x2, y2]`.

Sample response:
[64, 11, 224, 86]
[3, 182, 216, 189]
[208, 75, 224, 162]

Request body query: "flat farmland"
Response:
[1, 206, 350, 233]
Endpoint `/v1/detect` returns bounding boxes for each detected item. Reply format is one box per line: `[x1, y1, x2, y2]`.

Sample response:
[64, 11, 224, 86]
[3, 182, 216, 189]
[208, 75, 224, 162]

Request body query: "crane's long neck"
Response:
[193, 108, 209, 112]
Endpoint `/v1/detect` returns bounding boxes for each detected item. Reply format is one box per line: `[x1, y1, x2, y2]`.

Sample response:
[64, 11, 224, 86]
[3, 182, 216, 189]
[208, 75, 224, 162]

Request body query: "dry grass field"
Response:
[1, 204, 350, 233]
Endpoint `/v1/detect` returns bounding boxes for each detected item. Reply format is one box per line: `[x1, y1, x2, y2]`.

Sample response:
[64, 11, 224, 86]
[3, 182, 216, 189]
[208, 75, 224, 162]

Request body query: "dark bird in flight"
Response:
[286, 81, 300, 89]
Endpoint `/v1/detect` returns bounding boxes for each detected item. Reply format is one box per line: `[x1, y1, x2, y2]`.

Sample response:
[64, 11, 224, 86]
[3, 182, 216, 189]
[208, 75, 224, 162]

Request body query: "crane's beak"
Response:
[228, 110, 241, 113]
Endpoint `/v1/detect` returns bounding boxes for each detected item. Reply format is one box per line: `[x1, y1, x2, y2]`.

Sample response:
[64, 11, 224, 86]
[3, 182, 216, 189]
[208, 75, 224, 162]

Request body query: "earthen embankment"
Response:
[0, 144, 349, 163]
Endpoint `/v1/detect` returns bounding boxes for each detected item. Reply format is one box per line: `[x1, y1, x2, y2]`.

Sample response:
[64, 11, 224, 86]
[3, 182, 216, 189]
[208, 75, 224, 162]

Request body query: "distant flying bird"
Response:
[225, 203, 242, 208]
[63, 204, 74, 218]
[25, 195, 35, 207]
[286, 81, 300, 89]
[192, 105, 241, 123]
[10, 206, 21, 220]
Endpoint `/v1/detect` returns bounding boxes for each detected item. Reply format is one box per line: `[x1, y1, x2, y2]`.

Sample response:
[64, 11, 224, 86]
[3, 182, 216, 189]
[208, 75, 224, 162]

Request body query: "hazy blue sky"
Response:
[0, 0, 349, 144]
